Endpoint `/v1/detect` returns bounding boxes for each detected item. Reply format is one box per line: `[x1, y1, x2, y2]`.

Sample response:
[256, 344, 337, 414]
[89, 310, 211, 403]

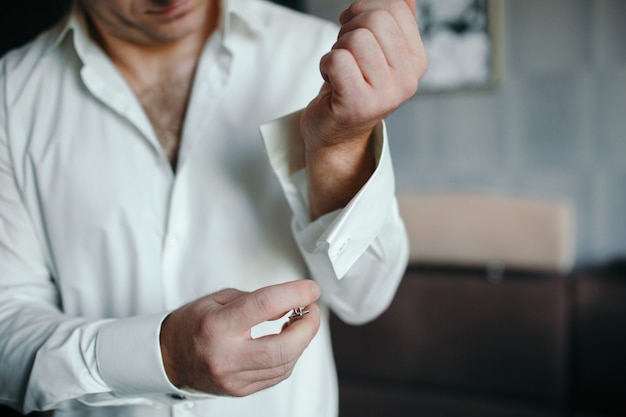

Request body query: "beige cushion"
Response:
[398, 193, 576, 273]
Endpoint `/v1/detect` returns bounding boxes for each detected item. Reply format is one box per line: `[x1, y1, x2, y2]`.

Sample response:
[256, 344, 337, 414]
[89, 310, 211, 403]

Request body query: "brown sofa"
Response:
[329, 261, 626, 417]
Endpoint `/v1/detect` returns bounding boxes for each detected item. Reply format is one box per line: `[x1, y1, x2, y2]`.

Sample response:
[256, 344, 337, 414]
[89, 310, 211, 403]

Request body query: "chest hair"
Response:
[137, 75, 194, 169]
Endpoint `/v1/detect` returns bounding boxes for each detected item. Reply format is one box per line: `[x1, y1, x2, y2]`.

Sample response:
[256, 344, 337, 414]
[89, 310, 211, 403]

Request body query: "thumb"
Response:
[211, 288, 248, 305]
[221, 280, 321, 331]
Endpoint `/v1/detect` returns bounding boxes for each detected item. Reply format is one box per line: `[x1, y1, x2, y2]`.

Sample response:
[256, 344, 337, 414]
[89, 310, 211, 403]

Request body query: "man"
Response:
[0, 0, 427, 416]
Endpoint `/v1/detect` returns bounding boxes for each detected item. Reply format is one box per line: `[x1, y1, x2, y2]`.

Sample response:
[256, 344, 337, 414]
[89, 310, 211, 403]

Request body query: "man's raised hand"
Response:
[301, 0, 428, 219]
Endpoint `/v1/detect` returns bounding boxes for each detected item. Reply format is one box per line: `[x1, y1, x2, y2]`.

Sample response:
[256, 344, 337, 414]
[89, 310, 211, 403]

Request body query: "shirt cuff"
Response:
[260, 110, 396, 279]
[96, 313, 214, 402]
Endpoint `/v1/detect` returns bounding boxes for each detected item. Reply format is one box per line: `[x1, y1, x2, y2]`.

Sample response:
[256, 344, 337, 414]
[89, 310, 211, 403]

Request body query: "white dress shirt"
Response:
[0, 1, 409, 416]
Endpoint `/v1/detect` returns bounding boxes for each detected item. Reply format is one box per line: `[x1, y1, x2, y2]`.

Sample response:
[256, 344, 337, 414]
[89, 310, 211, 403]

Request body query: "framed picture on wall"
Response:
[415, 0, 502, 92]
[301, 0, 503, 93]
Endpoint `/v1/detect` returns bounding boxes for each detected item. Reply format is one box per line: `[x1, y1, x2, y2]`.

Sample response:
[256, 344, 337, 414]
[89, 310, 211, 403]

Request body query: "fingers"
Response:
[405, 0, 416, 15]
[320, 0, 426, 117]
[330, 27, 388, 87]
[340, 0, 415, 25]
[337, 1, 423, 71]
[221, 280, 321, 331]
[243, 303, 321, 395]
[160, 281, 322, 396]
[222, 349, 302, 397]
[200, 303, 321, 397]
[244, 303, 321, 370]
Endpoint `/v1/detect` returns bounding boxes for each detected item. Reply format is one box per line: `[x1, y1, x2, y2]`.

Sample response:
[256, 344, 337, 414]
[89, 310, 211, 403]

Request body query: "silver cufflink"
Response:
[289, 306, 310, 320]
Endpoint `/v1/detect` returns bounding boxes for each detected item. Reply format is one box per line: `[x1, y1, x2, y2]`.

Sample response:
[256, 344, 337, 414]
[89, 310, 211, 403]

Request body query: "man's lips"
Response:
[146, 0, 192, 20]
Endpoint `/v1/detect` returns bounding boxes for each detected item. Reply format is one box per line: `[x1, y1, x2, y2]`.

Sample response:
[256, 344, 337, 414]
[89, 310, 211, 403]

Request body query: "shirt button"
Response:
[167, 393, 186, 400]
[337, 239, 350, 256]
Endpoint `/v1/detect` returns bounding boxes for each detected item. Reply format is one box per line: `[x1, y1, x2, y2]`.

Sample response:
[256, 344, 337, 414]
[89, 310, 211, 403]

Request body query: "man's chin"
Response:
[141, 14, 203, 44]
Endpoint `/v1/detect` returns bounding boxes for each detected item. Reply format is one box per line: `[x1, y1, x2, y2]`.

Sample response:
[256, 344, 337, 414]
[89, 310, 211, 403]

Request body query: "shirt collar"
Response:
[48, 2, 106, 65]
[223, 0, 264, 37]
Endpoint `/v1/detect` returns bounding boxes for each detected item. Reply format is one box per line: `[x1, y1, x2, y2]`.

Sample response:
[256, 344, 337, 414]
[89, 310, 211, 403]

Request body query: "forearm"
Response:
[305, 129, 376, 220]
[298, 0, 425, 223]
[0, 291, 104, 413]
[263, 115, 407, 324]
[0, 290, 183, 413]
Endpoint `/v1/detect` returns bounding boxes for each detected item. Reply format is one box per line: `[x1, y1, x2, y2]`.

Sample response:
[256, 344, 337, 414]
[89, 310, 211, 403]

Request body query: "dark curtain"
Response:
[270, 0, 305, 11]
[0, 0, 73, 56]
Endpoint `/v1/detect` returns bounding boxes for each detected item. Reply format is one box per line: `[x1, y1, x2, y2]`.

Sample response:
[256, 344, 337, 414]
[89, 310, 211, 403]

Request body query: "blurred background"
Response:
[2, 0, 624, 268]
[301, 0, 626, 269]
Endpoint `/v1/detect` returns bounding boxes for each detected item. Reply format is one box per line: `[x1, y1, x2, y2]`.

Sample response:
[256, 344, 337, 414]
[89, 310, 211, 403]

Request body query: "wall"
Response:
[304, 0, 626, 267]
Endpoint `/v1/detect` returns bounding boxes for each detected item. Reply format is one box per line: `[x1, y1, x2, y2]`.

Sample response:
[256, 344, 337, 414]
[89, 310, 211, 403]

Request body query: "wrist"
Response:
[305, 131, 375, 220]
[159, 313, 183, 388]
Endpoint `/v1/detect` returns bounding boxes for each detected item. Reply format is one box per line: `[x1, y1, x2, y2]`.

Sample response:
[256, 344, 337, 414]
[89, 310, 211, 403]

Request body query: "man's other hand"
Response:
[159, 280, 321, 396]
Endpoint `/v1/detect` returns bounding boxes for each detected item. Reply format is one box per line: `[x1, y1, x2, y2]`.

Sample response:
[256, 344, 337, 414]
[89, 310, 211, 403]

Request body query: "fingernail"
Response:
[309, 281, 321, 299]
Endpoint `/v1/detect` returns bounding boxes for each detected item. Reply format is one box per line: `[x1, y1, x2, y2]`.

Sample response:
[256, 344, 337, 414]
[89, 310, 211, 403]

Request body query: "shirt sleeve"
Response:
[260, 110, 410, 325]
[0, 65, 205, 415]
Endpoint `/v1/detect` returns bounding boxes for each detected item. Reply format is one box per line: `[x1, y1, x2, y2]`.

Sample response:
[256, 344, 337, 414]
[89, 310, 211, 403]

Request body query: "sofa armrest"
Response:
[331, 266, 570, 410]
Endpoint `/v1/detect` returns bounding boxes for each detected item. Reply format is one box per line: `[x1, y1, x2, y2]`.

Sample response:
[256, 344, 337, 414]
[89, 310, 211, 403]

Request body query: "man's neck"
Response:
[81, 1, 220, 91]
[102, 31, 208, 92]
[77, 0, 222, 167]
